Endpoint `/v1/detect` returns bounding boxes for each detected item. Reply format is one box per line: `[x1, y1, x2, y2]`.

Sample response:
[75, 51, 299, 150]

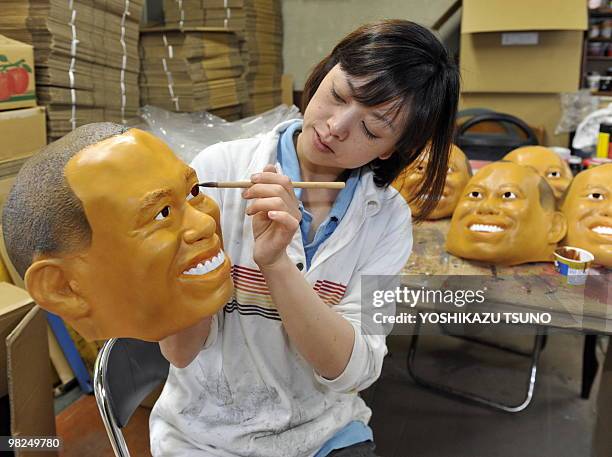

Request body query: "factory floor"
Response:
[55, 331, 600, 457]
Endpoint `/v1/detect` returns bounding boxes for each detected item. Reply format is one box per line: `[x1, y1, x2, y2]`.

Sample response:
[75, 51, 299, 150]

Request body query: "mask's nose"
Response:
[183, 205, 216, 244]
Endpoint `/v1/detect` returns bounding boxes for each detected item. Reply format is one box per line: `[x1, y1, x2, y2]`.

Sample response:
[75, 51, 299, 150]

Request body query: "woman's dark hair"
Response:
[302, 20, 460, 221]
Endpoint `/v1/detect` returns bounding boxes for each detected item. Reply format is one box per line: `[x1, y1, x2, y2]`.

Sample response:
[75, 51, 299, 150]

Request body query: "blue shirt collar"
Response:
[276, 119, 359, 222]
[277, 120, 304, 199]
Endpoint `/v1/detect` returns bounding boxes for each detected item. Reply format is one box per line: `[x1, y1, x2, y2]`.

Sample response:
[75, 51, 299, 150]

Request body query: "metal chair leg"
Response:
[581, 334, 599, 399]
[93, 339, 131, 457]
[407, 321, 546, 413]
[438, 321, 546, 357]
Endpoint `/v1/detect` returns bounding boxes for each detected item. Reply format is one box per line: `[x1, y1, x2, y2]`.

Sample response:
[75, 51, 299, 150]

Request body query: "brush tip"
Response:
[198, 182, 218, 188]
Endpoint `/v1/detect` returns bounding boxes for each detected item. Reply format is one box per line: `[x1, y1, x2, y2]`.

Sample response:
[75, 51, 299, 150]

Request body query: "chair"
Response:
[94, 338, 170, 457]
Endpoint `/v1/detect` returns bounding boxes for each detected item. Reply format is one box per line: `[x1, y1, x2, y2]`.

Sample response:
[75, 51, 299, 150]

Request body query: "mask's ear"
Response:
[548, 211, 567, 244]
[24, 258, 90, 319]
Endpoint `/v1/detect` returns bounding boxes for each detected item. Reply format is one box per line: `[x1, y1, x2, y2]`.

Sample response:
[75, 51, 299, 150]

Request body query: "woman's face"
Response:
[298, 64, 406, 173]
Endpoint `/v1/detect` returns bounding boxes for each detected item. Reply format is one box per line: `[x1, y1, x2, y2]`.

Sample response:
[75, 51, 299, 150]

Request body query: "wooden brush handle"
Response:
[205, 181, 346, 189]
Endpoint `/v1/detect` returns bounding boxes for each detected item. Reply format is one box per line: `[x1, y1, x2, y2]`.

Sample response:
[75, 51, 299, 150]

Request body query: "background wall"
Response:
[282, 0, 460, 90]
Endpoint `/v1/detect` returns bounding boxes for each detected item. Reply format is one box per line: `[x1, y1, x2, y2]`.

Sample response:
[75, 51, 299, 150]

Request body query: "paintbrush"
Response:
[199, 181, 346, 189]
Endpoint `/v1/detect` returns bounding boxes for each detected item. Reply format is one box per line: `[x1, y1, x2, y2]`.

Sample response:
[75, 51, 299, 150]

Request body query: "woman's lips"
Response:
[313, 129, 334, 154]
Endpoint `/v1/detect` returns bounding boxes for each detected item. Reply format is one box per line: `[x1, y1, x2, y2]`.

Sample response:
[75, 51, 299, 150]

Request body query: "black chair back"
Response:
[455, 110, 539, 161]
[103, 338, 169, 428]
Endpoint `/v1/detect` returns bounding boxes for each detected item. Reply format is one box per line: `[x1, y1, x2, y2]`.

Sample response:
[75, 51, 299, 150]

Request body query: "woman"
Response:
[150, 19, 459, 457]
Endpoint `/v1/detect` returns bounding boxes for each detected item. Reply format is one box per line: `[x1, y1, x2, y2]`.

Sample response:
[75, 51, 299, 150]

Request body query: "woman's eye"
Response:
[588, 192, 604, 200]
[469, 191, 482, 199]
[502, 191, 517, 200]
[155, 206, 171, 221]
[187, 184, 200, 201]
[330, 88, 345, 103]
[447, 166, 454, 174]
[547, 171, 561, 178]
[361, 122, 378, 140]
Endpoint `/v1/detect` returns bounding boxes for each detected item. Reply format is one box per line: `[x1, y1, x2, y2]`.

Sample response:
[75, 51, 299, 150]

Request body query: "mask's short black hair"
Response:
[3, 122, 130, 277]
[537, 177, 556, 212]
[302, 20, 460, 221]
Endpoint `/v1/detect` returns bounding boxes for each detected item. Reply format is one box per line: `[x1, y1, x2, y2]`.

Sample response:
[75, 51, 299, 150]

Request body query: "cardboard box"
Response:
[0, 35, 36, 111]
[460, 31, 584, 93]
[0, 175, 16, 223]
[0, 106, 46, 163]
[460, 0, 587, 94]
[0, 107, 46, 220]
[461, 0, 587, 34]
[460, 93, 569, 147]
[0, 283, 57, 457]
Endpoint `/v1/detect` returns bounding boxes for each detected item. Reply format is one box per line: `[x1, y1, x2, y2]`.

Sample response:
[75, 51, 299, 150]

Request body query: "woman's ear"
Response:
[378, 149, 394, 160]
[24, 258, 90, 319]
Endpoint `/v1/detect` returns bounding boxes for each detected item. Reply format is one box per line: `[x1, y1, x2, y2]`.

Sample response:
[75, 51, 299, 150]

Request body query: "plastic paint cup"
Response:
[554, 246, 595, 286]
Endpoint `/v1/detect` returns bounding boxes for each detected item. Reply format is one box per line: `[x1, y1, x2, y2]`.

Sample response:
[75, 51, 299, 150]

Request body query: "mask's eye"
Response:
[468, 190, 482, 199]
[155, 206, 171, 221]
[588, 192, 604, 201]
[187, 184, 200, 201]
[502, 191, 517, 200]
[547, 171, 561, 178]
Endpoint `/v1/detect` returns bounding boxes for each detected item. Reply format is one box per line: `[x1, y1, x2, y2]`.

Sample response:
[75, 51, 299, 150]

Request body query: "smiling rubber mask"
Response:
[561, 164, 612, 268]
[446, 162, 567, 266]
[392, 144, 472, 219]
[503, 146, 573, 200]
[25, 129, 233, 341]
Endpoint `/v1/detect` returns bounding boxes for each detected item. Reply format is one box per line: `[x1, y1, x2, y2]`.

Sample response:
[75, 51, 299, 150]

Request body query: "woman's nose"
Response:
[327, 112, 350, 141]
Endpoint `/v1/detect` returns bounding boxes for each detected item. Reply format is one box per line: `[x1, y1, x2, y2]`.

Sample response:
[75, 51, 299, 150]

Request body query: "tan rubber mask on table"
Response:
[503, 146, 572, 200]
[561, 164, 612, 267]
[24, 129, 233, 341]
[392, 144, 471, 219]
[445, 162, 566, 266]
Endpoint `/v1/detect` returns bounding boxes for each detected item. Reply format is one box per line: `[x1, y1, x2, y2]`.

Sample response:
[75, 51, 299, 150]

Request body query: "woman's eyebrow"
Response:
[344, 75, 395, 130]
[371, 111, 395, 131]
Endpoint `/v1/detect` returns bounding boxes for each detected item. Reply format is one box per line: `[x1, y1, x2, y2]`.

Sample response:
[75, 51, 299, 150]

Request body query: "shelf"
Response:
[587, 56, 612, 61]
[590, 7, 612, 17]
[589, 37, 612, 42]
[594, 91, 612, 96]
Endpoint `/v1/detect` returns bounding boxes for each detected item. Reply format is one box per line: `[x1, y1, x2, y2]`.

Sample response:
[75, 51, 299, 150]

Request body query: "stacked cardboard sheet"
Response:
[243, 0, 283, 114]
[161, 0, 283, 115]
[0, 0, 144, 140]
[139, 28, 248, 118]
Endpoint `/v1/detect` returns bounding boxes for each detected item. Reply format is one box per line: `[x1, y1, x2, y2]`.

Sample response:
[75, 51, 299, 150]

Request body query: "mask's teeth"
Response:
[183, 251, 225, 275]
[593, 226, 612, 235]
[470, 224, 504, 233]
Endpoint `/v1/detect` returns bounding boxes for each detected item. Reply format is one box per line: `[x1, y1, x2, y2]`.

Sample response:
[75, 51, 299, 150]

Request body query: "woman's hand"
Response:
[243, 165, 302, 268]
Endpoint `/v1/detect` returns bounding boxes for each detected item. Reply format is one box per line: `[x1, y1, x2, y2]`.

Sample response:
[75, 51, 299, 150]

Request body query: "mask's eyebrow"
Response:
[497, 183, 525, 196]
[140, 189, 173, 215]
[583, 184, 607, 190]
[185, 167, 197, 185]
